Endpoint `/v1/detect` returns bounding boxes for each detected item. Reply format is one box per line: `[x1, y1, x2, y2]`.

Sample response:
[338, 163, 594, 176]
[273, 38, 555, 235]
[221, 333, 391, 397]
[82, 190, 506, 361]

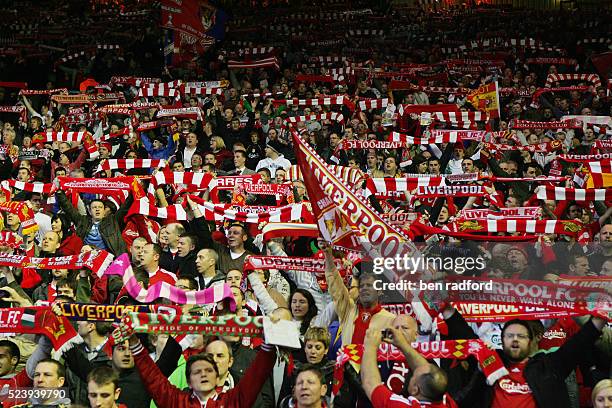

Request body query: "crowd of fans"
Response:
[0, 0, 610, 407]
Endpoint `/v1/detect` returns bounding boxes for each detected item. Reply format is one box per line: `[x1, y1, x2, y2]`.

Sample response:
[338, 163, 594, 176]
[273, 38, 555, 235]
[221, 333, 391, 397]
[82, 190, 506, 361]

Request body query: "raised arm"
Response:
[361, 327, 384, 400]
[323, 244, 352, 322]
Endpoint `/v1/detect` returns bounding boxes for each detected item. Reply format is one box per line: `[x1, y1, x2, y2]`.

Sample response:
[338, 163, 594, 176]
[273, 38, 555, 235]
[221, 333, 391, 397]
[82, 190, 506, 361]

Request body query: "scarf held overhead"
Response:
[332, 340, 507, 395]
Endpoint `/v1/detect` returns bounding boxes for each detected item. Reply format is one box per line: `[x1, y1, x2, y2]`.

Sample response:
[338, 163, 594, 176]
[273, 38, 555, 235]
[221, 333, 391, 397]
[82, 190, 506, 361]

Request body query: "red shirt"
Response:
[371, 384, 457, 408]
[491, 361, 536, 408]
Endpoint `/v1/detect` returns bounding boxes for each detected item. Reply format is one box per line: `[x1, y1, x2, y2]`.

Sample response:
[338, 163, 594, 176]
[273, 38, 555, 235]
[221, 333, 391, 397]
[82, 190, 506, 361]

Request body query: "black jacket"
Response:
[56, 190, 132, 256]
[159, 250, 181, 274]
[230, 342, 275, 408]
[176, 250, 198, 278]
[63, 336, 181, 408]
[444, 311, 602, 408]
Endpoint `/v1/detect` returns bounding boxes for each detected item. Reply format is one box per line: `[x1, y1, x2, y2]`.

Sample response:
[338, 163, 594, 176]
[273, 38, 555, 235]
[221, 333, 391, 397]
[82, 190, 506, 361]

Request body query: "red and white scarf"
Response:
[511, 119, 582, 129]
[365, 176, 446, 198]
[544, 73, 601, 89]
[433, 111, 486, 129]
[138, 84, 181, 98]
[261, 222, 319, 241]
[358, 98, 388, 111]
[96, 159, 166, 174]
[458, 207, 540, 220]
[448, 218, 584, 236]
[415, 185, 487, 197]
[157, 107, 204, 121]
[535, 186, 612, 201]
[274, 95, 350, 108]
[282, 112, 345, 128]
[59, 176, 136, 192]
[333, 340, 507, 395]
[227, 57, 280, 70]
[483, 140, 563, 153]
[0, 249, 114, 275]
[19, 88, 68, 95]
[0, 105, 27, 122]
[110, 76, 161, 86]
[388, 131, 459, 144]
[558, 153, 612, 162]
[128, 198, 313, 223]
[339, 139, 408, 150]
[1, 179, 54, 195]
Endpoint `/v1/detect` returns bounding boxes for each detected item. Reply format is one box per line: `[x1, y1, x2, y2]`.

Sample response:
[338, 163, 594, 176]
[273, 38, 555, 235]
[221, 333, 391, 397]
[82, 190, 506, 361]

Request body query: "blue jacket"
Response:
[141, 132, 176, 160]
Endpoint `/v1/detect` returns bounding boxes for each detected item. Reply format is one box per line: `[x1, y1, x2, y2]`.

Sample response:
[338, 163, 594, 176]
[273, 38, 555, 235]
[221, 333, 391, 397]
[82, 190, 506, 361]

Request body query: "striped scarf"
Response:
[102, 253, 236, 305]
[535, 186, 612, 201]
[96, 159, 166, 174]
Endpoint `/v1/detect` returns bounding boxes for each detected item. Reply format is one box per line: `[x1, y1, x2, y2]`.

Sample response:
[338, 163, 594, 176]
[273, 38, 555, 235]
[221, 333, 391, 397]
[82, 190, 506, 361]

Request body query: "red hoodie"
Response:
[131, 341, 276, 408]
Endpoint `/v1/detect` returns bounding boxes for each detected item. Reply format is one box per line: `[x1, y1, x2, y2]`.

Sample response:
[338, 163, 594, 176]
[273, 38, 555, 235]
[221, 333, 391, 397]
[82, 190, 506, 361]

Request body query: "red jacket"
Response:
[132, 341, 276, 408]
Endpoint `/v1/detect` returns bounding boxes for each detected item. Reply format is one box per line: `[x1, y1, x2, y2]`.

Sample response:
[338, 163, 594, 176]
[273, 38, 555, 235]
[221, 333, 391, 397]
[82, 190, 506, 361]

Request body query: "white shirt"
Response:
[183, 146, 196, 166]
[255, 155, 291, 177]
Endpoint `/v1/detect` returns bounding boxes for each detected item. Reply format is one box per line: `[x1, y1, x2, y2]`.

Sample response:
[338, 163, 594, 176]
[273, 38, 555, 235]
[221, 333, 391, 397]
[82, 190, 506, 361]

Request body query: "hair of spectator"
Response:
[290, 288, 318, 335]
[51, 213, 71, 240]
[417, 364, 448, 402]
[0, 340, 20, 366]
[37, 358, 66, 380]
[180, 232, 199, 249]
[149, 243, 163, 257]
[304, 326, 331, 350]
[258, 167, 271, 178]
[132, 266, 150, 287]
[295, 364, 324, 384]
[87, 365, 119, 389]
[89, 198, 105, 209]
[501, 319, 534, 340]
[57, 277, 77, 293]
[211, 135, 226, 150]
[592, 379, 612, 406]
[186, 353, 219, 379]
[179, 276, 198, 290]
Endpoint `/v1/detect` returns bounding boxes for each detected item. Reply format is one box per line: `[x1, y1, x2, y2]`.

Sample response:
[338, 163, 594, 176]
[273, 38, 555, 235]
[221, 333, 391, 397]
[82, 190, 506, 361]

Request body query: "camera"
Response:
[382, 329, 394, 340]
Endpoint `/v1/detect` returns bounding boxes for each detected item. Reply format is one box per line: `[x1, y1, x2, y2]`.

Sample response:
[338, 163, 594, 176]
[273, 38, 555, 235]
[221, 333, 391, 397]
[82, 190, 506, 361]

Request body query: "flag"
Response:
[161, 0, 225, 66]
[21, 308, 36, 328]
[585, 160, 612, 188]
[292, 129, 423, 290]
[467, 81, 500, 119]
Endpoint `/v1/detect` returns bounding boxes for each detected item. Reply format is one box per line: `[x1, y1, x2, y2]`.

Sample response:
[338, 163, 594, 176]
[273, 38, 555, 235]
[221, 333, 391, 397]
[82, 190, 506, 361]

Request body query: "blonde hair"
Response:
[592, 379, 612, 406]
[304, 326, 330, 349]
[211, 136, 226, 150]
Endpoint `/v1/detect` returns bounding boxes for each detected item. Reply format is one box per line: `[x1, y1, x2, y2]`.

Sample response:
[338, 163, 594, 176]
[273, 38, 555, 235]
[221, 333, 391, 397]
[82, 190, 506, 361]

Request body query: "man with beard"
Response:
[440, 305, 605, 408]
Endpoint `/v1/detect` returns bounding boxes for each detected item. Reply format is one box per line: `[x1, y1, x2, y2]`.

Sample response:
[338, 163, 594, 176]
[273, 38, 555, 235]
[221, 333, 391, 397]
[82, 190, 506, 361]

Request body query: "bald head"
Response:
[409, 363, 448, 402]
[392, 314, 418, 343]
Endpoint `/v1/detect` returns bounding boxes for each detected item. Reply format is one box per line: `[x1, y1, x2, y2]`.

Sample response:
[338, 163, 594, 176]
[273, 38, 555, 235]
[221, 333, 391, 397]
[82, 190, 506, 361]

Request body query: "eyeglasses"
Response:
[503, 333, 530, 340]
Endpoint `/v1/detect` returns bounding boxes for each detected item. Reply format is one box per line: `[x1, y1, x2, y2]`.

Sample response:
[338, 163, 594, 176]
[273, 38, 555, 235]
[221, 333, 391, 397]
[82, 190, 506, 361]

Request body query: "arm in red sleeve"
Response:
[131, 341, 192, 408]
[223, 344, 277, 408]
[90, 275, 108, 304]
